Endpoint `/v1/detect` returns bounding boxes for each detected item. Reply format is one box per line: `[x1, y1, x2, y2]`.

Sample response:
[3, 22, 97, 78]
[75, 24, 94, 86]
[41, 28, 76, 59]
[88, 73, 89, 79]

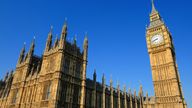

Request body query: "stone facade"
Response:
[0, 22, 146, 108]
[145, 1, 187, 108]
[0, 1, 187, 108]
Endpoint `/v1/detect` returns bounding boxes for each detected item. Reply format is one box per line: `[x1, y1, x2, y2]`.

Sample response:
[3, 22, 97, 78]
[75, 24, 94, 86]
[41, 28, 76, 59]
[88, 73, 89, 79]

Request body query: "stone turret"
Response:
[18, 43, 25, 64]
[29, 38, 35, 56]
[117, 81, 121, 108]
[129, 88, 133, 108]
[134, 89, 138, 108]
[93, 69, 96, 82]
[83, 35, 88, 61]
[92, 70, 96, 108]
[4, 72, 9, 82]
[80, 34, 88, 108]
[59, 20, 67, 49]
[54, 36, 59, 48]
[139, 85, 143, 108]
[124, 85, 127, 108]
[110, 78, 113, 108]
[45, 26, 53, 52]
[102, 74, 106, 108]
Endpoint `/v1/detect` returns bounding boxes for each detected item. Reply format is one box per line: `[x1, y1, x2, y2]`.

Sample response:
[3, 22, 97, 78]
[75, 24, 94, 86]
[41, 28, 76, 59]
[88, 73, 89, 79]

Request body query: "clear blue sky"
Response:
[0, 0, 191, 106]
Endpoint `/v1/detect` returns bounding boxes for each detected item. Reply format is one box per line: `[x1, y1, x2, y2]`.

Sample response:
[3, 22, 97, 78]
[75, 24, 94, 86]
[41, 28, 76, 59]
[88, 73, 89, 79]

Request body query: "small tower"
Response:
[59, 20, 67, 49]
[83, 35, 88, 61]
[92, 69, 97, 108]
[117, 81, 121, 108]
[129, 88, 133, 108]
[102, 73, 106, 108]
[26, 38, 35, 63]
[45, 26, 53, 52]
[123, 85, 127, 108]
[146, 92, 149, 103]
[17, 43, 26, 64]
[80, 34, 88, 108]
[29, 38, 35, 57]
[93, 69, 96, 82]
[134, 89, 138, 108]
[53, 36, 59, 48]
[139, 85, 143, 108]
[4, 72, 9, 82]
[102, 73, 106, 86]
[110, 78, 113, 108]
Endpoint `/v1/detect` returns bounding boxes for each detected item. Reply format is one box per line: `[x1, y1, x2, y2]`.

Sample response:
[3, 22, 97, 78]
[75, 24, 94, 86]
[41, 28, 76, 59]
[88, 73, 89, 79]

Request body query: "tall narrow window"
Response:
[64, 58, 70, 73]
[12, 89, 18, 103]
[42, 82, 51, 100]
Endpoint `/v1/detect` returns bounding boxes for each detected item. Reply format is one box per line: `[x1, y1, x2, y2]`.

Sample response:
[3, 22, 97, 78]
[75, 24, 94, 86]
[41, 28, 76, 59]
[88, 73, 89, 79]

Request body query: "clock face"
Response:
[151, 34, 164, 45]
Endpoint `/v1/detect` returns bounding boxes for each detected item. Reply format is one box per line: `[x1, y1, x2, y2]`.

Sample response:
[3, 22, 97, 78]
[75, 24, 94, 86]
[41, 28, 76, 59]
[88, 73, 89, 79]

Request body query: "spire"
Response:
[146, 92, 149, 102]
[110, 75, 113, 87]
[117, 80, 120, 90]
[73, 35, 77, 45]
[29, 37, 35, 56]
[10, 70, 13, 76]
[129, 88, 131, 94]
[4, 72, 9, 81]
[21, 42, 26, 55]
[83, 33, 88, 48]
[61, 18, 67, 40]
[45, 26, 53, 51]
[139, 84, 143, 96]
[54, 35, 59, 48]
[148, 0, 163, 29]
[151, 0, 158, 14]
[83, 33, 88, 61]
[18, 43, 26, 64]
[59, 19, 67, 49]
[93, 69, 96, 81]
[134, 89, 136, 97]
[49, 25, 53, 36]
[123, 85, 126, 93]
[123, 85, 127, 108]
[102, 73, 105, 86]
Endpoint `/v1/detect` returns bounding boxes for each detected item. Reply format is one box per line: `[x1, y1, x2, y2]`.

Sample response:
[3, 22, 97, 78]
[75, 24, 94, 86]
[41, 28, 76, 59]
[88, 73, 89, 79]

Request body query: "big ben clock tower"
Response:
[146, 1, 187, 108]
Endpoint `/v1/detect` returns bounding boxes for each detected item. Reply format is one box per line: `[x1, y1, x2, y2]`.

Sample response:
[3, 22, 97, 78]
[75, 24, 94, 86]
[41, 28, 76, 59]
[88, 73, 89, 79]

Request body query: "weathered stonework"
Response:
[144, 1, 187, 108]
[0, 1, 187, 108]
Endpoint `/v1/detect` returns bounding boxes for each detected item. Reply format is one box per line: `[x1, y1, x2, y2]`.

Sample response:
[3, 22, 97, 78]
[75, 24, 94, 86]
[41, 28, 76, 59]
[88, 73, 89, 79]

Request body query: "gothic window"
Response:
[96, 93, 101, 108]
[12, 89, 18, 103]
[105, 94, 110, 108]
[42, 82, 51, 100]
[61, 82, 67, 104]
[72, 85, 79, 104]
[64, 58, 70, 73]
[75, 62, 81, 77]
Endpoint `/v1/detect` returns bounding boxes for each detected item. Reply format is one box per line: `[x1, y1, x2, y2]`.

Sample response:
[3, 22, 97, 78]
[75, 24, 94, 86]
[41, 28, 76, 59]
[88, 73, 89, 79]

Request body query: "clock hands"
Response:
[152, 38, 158, 43]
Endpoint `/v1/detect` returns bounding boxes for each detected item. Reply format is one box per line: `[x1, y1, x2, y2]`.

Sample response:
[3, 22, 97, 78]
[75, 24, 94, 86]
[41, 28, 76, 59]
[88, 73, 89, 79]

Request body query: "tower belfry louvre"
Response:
[0, 1, 187, 108]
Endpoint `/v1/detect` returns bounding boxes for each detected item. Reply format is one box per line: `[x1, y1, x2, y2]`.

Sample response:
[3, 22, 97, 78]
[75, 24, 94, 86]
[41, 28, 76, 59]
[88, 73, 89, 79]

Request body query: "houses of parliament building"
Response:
[0, 1, 188, 108]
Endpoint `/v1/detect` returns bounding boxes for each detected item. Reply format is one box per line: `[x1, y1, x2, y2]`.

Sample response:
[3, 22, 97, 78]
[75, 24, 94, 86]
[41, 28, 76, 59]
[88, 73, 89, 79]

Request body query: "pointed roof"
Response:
[48, 26, 53, 37]
[148, 0, 164, 29]
[123, 85, 126, 92]
[151, 0, 158, 15]
[61, 18, 67, 34]
[29, 37, 35, 55]
[83, 33, 88, 47]
[21, 42, 26, 54]
[102, 73, 105, 82]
